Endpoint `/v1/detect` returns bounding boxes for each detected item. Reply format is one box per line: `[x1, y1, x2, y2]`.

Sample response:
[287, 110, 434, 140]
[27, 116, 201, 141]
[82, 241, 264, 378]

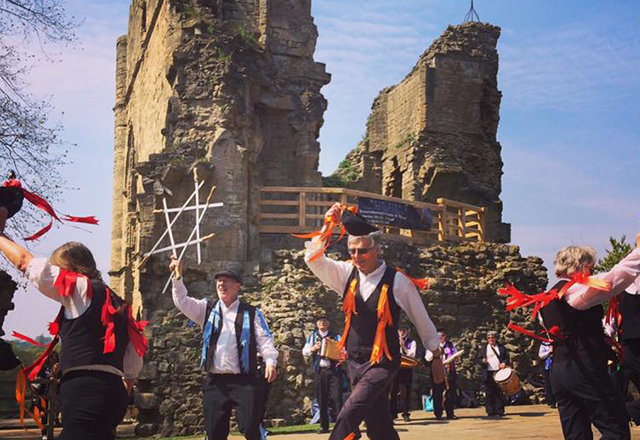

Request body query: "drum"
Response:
[400, 355, 418, 369]
[493, 367, 521, 396]
[320, 338, 342, 362]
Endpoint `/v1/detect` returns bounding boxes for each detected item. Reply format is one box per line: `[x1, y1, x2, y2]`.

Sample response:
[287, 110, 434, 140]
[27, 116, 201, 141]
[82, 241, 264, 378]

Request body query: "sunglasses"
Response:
[348, 247, 372, 256]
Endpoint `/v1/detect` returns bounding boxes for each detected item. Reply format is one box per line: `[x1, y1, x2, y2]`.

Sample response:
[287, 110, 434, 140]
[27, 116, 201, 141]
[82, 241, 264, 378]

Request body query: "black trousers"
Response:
[203, 374, 261, 440]
[389, 368, 412, 418]
[433, 371, 456, 418]
[329, 359, 399, 440]
[316, 367, 343, 430]
[483, 373, 505, 416]
[551, 357, 630, 440]
[621, 340, 640, 422]
[57, 371, 128, 440]
[543, 367, 556, 406]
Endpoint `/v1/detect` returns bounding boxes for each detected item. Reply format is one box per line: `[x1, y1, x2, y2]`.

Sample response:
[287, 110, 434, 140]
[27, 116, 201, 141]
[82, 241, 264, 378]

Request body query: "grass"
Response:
[145, 423, 332, 439]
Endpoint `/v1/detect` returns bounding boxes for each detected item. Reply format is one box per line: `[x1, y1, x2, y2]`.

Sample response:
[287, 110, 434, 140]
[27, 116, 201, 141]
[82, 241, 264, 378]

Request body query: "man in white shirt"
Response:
[170, 258, 278, 440]
[305, 203, 441, 440]
[302, 315, 344, 433]
[389, 325, 417, 422]
[476, 331, 509, 417]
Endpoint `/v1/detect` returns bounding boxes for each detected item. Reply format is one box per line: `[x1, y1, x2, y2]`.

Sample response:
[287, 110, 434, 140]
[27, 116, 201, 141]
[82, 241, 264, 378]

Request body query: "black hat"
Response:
[315, 314, 330, 322]
[341, 209, 378, 236]
[214, 268, 243, 284]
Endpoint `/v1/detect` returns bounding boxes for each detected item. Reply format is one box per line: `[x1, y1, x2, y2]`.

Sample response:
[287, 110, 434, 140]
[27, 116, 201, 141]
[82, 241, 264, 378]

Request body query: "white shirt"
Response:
[625, 274, 640, 295]
[172, 279, 278, 374]
[400, 338, 417, 358]
[302, 329, 331, 368]
[304, 240, 439, 352]
[561, 248, 640, 310]
[25, 258, 144, 379]
[538, 343, 552, 360]
[486, 344, 501, 371]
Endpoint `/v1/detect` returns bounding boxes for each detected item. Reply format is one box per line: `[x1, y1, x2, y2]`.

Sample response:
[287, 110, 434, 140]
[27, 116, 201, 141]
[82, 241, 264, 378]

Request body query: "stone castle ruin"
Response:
[330, 23, 510, 243]
[108, 1, 546, 436]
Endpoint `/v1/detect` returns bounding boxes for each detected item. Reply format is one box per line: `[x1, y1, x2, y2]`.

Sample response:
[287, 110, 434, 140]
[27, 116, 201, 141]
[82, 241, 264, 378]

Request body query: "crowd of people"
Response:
[2, 200, 640, 440]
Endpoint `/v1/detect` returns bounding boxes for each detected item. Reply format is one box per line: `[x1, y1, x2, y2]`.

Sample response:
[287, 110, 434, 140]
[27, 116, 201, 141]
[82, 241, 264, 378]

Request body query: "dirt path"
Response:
[1, 405, 639, 439]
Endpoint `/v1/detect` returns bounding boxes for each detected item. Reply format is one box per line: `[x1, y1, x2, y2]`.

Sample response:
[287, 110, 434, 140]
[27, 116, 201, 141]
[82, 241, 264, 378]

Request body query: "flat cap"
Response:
[214, 268, 243, 284]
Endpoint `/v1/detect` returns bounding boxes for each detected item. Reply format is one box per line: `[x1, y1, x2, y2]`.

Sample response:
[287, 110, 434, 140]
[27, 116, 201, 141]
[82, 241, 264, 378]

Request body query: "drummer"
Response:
[302, 315, 344, 434]
[476, 331, 509, 417]
[390, 324, 417, 422]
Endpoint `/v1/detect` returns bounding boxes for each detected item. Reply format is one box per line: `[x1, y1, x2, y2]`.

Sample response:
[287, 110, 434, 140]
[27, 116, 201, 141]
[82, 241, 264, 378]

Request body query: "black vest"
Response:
[203, 301, 258, 375]
[539, 280, 611, 363]
[342, 266, 401, 363]
[59, 280, 130, 372]
[618, 291, 640, 341]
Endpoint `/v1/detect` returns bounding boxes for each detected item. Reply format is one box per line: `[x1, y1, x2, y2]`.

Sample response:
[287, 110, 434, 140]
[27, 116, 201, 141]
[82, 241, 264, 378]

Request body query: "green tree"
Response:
[593, 235, 634, 274]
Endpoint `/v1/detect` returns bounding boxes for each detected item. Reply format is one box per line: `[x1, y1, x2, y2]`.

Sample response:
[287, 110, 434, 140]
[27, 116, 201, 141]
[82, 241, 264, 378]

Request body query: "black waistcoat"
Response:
[59, 280, 129, 372]
[619, 291, 640, 341]
[342, 265, 401, 363]
[203, 300, 258, 375]
[539, 280, 611, 363]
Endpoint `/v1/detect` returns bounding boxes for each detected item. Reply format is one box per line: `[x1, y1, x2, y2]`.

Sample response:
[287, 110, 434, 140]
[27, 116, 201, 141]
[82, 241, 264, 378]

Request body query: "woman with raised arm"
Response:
[0, 228, 146, 440]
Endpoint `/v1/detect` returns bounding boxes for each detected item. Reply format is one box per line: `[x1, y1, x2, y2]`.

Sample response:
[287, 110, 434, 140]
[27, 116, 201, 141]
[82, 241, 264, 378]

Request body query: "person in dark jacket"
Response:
[539, 243, 640, 440]
[476, 331, 509, 417]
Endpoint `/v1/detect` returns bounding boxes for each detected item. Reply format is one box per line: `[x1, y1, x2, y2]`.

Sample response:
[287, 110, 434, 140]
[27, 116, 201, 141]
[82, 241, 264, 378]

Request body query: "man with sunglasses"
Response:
[304, 203, 440, 440]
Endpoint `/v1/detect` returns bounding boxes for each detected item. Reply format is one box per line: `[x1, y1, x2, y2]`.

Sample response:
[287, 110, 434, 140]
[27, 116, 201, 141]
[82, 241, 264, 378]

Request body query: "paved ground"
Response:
[2, 405, 640, 439]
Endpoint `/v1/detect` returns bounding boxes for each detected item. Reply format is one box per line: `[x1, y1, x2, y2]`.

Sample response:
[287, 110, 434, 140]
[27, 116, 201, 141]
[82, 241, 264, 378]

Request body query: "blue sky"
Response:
[3, 0, 640, 336]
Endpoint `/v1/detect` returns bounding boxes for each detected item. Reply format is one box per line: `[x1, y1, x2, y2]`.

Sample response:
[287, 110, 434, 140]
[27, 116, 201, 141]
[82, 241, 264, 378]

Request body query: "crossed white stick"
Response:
[139, 169, 223, 293]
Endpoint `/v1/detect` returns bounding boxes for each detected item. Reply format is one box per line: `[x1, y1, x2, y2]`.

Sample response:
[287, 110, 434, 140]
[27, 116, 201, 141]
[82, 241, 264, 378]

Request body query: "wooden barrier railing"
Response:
[257, 187, 486, 244]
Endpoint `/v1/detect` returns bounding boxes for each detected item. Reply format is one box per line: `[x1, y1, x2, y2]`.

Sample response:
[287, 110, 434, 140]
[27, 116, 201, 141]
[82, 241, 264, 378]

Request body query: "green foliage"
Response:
[594, 235, 634, 273]
[322, 174, 350, 188]
[212, 47, 232, 62]
[236, 25, 257, 46]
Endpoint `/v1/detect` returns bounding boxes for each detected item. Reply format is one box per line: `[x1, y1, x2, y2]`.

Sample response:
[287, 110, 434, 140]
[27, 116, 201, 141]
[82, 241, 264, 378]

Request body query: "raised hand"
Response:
[169, 255, 182, 279]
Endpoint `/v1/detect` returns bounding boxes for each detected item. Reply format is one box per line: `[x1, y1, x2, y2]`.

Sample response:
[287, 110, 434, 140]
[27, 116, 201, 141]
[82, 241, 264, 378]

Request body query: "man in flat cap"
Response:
[305, 203, 441, 440]
[476, 331, 509, 417]
[302, 314, 344, 433]
[170, 257, 278, 440]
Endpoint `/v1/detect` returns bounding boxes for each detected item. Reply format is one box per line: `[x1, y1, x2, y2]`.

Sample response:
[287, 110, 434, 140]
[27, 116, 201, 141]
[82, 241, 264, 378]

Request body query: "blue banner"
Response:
[357, 197, 432, 231]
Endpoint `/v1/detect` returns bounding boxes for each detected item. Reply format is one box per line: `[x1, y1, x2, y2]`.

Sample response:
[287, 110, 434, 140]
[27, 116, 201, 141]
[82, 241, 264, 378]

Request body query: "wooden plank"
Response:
[299, 192, 306, 228]
[259, 213, 299, 219]
[437, 197, 483, 212]
[260, 186, 345, 194]
[307, 201, 336, 207]
[260, 200, 299, 206]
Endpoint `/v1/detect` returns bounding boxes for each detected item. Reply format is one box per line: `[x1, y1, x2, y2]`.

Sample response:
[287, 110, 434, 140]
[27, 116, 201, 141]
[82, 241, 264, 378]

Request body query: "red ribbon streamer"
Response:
[396, 268, 430, 291]
[2, 177, 98, 240]
[12, 332, 43, 346]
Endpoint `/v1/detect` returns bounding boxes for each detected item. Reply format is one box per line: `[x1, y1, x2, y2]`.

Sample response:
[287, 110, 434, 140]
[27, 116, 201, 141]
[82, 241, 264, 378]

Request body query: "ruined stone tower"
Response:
[331, 22, 510, 243]
[109, 0, 330, 314]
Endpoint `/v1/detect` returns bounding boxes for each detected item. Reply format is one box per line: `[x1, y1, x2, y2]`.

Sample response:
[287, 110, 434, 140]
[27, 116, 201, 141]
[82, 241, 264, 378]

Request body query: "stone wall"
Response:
[0, 271, 16, 336]
[110, 0, 330, 313]
[135, 240, 548, 436]
[331, 22, 510, 243]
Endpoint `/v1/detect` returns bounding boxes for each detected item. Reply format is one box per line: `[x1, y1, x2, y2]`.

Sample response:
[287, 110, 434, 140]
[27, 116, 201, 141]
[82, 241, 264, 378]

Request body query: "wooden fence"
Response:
[257, 187, 485, 244]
